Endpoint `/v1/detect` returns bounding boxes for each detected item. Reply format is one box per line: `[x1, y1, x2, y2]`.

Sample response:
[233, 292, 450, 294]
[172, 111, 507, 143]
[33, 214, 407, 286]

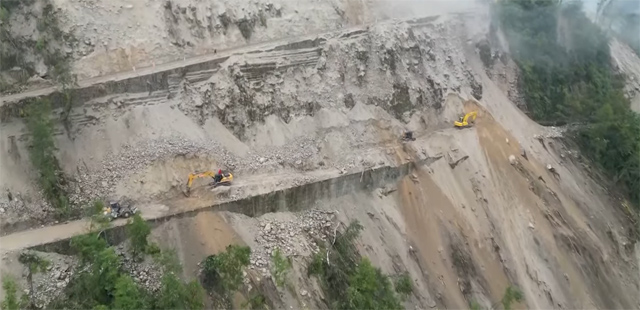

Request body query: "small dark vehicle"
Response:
[103, 200, 139, 220]
[401, 131, 416, 141]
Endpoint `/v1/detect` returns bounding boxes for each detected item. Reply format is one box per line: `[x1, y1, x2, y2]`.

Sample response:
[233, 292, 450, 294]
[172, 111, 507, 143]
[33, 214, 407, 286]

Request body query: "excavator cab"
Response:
[213, 170, 233, 186]
[454, 111, 477, 128]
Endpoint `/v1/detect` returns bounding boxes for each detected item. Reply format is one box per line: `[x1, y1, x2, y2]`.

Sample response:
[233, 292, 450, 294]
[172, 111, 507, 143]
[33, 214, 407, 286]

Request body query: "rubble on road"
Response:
[70, 136, 238, 204]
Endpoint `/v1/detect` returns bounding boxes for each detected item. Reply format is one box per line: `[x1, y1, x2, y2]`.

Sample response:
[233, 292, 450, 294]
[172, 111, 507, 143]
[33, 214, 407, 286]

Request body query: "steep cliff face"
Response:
[1, 2, 639, 309]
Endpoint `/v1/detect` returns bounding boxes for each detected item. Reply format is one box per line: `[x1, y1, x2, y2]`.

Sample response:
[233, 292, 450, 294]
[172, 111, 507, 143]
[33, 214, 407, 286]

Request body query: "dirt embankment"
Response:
[131, 94, 639, 309]
[1, 14, 476, 232]
[1, 5, 639, 309]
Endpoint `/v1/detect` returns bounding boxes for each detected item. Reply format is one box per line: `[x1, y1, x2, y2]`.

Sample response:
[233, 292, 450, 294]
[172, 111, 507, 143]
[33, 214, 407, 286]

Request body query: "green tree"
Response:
[89, 199, 111, 231]
[25, 100, 70, 218]
[126, 214, 151, 259]
[308, 220, 363, 307]
[155, 273, 204, 310]
[497, 0, 640, 209]
[65, 247, 121, 307]
[202, 244, 251, 292]
[344, 258, 402, 310]
[70, 233, 108, 263]
[308, 220, 405, 309]
[113, 275, 146, 310]
[18, 252, 50, 307]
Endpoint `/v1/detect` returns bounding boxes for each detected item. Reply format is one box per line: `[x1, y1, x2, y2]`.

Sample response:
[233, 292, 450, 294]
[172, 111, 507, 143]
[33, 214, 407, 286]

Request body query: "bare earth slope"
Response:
[1, 4, 639, 309]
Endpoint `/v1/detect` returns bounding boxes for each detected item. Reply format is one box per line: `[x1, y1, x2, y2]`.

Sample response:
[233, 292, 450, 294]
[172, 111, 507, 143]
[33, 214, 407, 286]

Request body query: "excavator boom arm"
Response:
[186, 171, 217, 190]
[463, 111, 477, 123]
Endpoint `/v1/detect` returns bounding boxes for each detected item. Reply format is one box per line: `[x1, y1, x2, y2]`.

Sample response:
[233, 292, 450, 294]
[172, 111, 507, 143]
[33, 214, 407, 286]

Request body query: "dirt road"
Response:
[0, 163, 383, 252]
[0, 33, 304, 105]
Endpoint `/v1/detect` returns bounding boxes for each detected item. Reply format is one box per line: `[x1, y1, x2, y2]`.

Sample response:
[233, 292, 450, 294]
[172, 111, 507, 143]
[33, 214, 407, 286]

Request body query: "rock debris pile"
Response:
[248, 210, 338, 277]
[245, 137, 320, 171]
[70, 135, 238, 204]
[27, 253, 77, 307]
[0, 191, 51, 229]
[115, 245, 163, 292]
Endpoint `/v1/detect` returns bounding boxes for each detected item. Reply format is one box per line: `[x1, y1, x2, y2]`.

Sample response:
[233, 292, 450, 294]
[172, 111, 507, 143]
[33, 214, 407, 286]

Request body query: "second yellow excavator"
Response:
[184, 170, 233, 196]
[454, 111, 477, 128]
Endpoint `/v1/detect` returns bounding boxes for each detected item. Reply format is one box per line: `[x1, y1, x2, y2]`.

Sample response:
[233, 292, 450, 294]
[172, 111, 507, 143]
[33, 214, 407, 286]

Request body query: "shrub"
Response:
[271, 248, 291, 288]
[345, 258, 402, 310]
[25, 100, 70, 218]
[501, 286, 524, 310]
[394, 272, 413, 297]
[307, 220, 402, 309]
[127, 214, 151, 259]
[201, 244, 251, 292]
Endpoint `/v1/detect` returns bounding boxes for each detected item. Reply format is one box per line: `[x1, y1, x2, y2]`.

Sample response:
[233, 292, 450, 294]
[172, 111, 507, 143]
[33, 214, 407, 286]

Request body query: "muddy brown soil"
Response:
[1, 6, 639, 309]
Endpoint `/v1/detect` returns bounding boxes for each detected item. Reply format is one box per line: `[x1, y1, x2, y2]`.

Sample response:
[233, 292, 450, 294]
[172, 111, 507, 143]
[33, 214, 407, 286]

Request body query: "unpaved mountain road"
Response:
[0, 119, 455, 253]
[0, 11, 474, 106]
[0, 34, 302, 105]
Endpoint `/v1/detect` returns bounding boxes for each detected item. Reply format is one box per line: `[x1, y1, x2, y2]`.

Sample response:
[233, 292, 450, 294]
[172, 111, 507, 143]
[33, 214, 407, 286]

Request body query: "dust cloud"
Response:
[368, 0, 482, 21]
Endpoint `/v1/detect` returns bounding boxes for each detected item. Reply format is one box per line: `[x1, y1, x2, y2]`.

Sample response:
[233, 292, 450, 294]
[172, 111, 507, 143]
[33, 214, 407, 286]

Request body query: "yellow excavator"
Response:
[454, 111, 477, 128]
[184, 170, 234, 196]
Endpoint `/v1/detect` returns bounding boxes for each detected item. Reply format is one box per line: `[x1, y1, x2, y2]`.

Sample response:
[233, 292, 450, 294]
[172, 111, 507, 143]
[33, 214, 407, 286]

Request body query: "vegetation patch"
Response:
[25, 99, 71, 219]
[468, 285, 524, 310]
[18, 252, 50, 308]
[242, 293, 268, 310]
[271, 248, 292, 288]
[497, 0, 640, 207]
[201, 244, 251, 294]
[307, 220, 405, 310]
[45, 214, 205, 309]
[0, 0, 75, 93]
[394, 272, 413, 298]
[127, 214, 152, 260]
[1, 276, 29, 310]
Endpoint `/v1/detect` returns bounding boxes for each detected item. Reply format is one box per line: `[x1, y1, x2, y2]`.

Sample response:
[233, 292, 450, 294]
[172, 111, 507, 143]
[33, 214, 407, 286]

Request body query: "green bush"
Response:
[113, 275, 147, 310]
[501, 286, 524, 310]
[394, 272, 413, 297]
[345, 258, 402, 310]
[201, 244, 251, 293]
[271, 248, 292, 288]
[127, 214, 151, 259]
[155, 273, 204, 310]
